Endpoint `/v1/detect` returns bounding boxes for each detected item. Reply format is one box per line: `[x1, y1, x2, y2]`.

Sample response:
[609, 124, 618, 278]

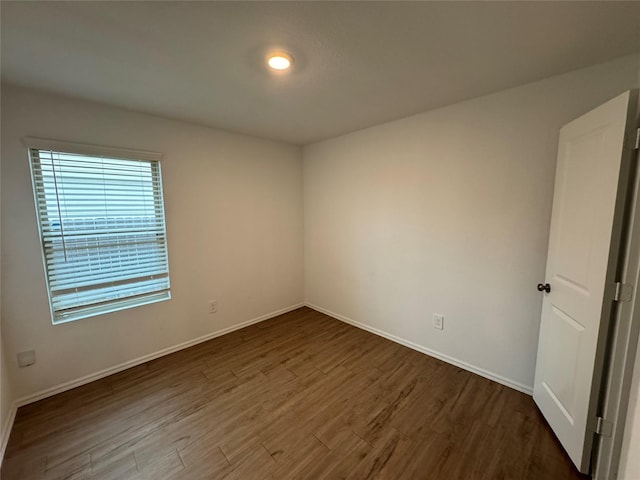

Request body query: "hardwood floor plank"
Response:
[43, 452, 91, 480]
[2, 307, 589, 480]
[392, 431, 453, 479]
[304, 431, 372, 480]
[267, 433, 330, 479]
[178, 443, 231, 479]
[1, 454, 45, 480]
[345, 428, 415, 480]
[131, 449, 185, 480]
[220, 443, 276, 480]
[90, 451, 138, 480]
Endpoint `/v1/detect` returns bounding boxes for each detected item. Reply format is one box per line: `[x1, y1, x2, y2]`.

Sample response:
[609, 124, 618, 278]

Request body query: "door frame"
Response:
[593, 97, 640, 479]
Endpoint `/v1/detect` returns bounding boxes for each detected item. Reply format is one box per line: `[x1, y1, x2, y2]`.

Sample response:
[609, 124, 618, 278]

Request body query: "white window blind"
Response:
[28, 142, 171, 323]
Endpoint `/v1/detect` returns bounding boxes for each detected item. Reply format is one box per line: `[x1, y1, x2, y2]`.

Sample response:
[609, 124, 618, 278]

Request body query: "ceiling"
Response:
[2, 1, 640, 145]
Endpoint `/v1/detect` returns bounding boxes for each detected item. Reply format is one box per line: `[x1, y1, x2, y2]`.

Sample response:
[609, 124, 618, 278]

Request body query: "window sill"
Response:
[52, 291, 171, 325]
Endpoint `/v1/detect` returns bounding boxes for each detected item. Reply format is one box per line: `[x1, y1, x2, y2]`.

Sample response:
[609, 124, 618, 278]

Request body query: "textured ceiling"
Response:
[2, 1, 640, 145]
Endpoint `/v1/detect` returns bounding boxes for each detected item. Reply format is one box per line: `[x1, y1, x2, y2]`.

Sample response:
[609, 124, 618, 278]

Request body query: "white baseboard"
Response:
[0, 302, 303, 467]
[2, 301, 531, 466]
[13, 302, 304, 409]
[305, 302, 533, 396]
[0, 402, 18, 466]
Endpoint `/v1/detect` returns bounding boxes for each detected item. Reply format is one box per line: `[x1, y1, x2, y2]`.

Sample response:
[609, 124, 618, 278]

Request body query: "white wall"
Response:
[1, 85, 304, 401]
[0, 319, 13, 458]
[0, 100, 15, 456]
[303, 54, 640, 392]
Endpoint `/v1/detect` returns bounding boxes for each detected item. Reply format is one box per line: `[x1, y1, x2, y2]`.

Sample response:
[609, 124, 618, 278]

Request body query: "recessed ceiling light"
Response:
[267, 52, 293, 71]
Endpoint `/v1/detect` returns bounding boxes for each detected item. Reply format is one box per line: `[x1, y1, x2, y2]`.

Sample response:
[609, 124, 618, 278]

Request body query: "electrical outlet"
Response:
[433, 314, 444, 331]
[17, 350, 36, 368]
[208, 300, 218, 314]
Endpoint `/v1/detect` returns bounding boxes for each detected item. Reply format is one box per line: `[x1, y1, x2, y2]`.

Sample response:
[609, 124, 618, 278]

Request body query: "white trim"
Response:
[0, 403, 18, 466]
[595, 117, 640, 479]
[22, 137, 163, 162]
[13, 303, 304, 408]
[305, 302, 534, 396]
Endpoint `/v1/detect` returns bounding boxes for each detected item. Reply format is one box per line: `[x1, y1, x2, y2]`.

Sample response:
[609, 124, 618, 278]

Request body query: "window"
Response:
[27, 138, 171, 324]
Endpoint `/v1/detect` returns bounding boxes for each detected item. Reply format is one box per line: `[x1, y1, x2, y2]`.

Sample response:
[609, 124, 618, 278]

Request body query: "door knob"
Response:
[537, 283, 551, 293]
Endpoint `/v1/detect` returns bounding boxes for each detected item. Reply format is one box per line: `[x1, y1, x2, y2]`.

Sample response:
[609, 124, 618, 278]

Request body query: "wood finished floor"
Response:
[2, 307, 588, 480]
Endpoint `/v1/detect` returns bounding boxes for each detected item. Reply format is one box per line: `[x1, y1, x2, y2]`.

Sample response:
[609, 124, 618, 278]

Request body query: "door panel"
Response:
[533, 91, 636, 473]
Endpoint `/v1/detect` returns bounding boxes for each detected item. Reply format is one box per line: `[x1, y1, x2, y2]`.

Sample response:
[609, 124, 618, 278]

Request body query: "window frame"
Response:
[24, 137, 172, 324]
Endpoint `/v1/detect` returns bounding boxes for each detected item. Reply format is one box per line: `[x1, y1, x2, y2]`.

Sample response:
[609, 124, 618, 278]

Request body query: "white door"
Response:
[533, 90, 637, 473]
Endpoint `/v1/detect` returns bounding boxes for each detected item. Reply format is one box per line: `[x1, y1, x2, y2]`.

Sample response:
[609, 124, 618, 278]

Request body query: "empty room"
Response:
[1, 1, 640, 479]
